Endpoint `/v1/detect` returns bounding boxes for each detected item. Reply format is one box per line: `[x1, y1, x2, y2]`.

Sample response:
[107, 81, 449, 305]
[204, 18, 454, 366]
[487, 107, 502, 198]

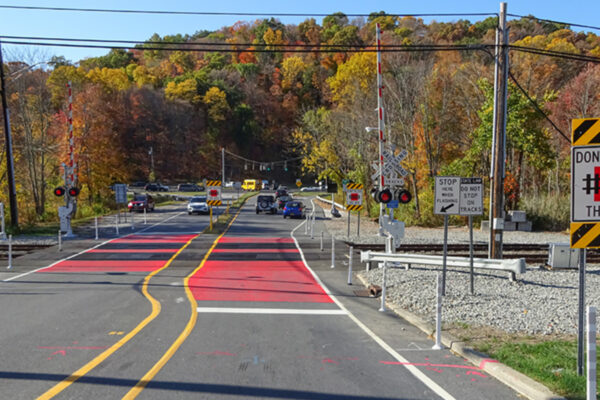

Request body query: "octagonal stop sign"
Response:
[346, 189, 363, 206]
[350, 193, 359, 201]
[209, 189, 219, 197]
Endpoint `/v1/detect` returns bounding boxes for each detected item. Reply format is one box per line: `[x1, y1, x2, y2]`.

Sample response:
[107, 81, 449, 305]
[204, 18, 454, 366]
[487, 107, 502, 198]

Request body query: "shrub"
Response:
[519, 192, 569, 231]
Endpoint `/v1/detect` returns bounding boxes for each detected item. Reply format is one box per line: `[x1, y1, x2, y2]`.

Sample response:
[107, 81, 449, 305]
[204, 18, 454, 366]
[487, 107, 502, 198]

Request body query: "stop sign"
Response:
[350, 193, 359, 201]
[209, 189, 218, 197]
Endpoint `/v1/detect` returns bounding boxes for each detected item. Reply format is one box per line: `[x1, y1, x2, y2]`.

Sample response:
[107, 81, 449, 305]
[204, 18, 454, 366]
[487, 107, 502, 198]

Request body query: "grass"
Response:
[448, 324, 594, 400]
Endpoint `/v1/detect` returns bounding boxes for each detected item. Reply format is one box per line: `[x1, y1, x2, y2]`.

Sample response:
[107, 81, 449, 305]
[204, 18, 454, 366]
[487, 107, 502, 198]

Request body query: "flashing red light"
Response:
[54, 187, 66, 197]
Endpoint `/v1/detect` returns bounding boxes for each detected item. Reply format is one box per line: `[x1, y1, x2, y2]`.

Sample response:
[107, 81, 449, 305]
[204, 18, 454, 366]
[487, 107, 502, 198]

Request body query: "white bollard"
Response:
[320, 231, 324, 251]
[379, 261, 387, 312]
[143, 208, 147, 224]
[304, 218, 308, 234]
[347, 246, 353, 285]
[310, 214, 314, 239]
[58, 230, 62, 252]
[587, 306, 597, 400]
[330, 235, 335, 268]
[432, 273, 443, 350]
[115, 214, 119, 236]
[131, 211, 135, 230]
[94, 216, 99, 240]
[7, 234, 12, 269]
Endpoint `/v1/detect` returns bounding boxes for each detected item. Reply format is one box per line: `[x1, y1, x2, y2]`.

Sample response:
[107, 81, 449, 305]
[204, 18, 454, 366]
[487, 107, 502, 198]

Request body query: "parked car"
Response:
[261, 180, 270, 190]
[129, 181, 147, 190]
[256, 195, 277, 214]
[128, 194, 155, 212]
[145, 182, 169, 192]
[187, 196, 208, 215]
[277, 195, 292, 209]
[283, 201, 306, 219]
[177, 183, 202, 192]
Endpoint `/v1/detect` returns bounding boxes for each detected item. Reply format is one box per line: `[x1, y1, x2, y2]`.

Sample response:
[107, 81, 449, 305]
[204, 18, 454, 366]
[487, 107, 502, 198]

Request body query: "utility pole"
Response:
[221, 147, 225, 189]
[489, 2, 508, 259]
[376, 23, 386, 235]
[0, 41, 18, 228]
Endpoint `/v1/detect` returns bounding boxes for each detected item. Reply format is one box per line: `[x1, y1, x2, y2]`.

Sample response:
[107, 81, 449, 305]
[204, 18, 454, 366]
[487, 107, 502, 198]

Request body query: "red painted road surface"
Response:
[40, 234, 194, 273]
[189, 236, 333, 303]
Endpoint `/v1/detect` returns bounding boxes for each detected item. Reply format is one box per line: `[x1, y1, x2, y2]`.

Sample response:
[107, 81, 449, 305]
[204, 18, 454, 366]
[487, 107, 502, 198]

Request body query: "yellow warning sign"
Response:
[206, 180, 221, 187]
[571, 222, 600, 248]
[572, 118, 600, 146]
[346, 183, 363, 190]
[207, 200, 222, 206]
[346, 204, 363, 211]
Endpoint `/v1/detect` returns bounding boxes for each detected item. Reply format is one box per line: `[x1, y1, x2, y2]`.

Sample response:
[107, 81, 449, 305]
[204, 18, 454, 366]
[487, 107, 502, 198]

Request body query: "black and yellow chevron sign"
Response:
[206, 180, 221, 187]
[572, 118, 600, 146]
[571, 222, 600, 248]
[207, 200, 222, 206]
[346, 183, 363, 190]
[346, 204, 363, 211]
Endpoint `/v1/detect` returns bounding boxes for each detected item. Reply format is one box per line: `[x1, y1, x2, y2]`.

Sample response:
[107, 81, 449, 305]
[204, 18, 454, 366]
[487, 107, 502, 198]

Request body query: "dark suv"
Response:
[256, 195, 277, 214]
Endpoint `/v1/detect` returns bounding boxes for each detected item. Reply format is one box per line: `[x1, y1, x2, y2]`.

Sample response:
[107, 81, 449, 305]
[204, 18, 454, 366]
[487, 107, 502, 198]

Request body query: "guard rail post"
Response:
[330, 235, 335, 268]
[347, 246, 353, 285]
[379, 260, 387, 312]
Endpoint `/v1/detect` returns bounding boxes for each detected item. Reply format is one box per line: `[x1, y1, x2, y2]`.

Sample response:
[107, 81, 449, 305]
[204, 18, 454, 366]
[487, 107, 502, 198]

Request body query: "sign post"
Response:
[345, 183, 364, 239]
[459, 178, 483, 294]
[206, 180, 222, 231]
[570, 117, 600, 376]
[434, 176, 461, 296]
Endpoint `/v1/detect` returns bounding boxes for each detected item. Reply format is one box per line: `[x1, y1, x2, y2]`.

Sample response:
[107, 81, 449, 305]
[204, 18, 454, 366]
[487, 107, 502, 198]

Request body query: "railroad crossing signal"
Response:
[371, 147, 408, 187]
[571, 118, 600, 248]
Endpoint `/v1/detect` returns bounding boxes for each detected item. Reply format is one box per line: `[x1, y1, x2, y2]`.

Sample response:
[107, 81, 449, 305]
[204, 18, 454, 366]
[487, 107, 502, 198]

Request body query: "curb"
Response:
[356, 274, 566, 400]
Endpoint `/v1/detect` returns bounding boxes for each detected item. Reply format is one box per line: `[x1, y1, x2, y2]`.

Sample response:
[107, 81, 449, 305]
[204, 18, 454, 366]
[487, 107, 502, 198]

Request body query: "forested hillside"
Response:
[2, 12, 600, 228]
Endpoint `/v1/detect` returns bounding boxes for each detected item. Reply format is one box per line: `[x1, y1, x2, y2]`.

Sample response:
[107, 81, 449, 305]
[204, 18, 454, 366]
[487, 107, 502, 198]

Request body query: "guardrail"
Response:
[360, 251, 526, 281]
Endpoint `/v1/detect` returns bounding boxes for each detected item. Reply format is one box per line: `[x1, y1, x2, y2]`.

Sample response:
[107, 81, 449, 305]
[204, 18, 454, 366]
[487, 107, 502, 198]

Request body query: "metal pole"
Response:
[347, 209, 350, 238]
[143, 207, 147, 224]
[94, 216, 98, 240]
[490, 2, 508, 259]
[0, 42, 19, 228]
[330, 235, 335, 268]
[304, 217, 308, 234]
[209, 207, 213, 231]
[578, 248, 587, 376]
[376, 23, 386, 236]
[379, 260, 387, 312]
[58, 230, 62, 252]
[115, 214, 119, 236]
[587, 306, 596, 400]
[469, 215, 474, 295]
[357, 208, 360, 237]
[310, 212, 314, 239]
[131, 211, 134, 230]
[0, 202, 5, 239]
[432, 273, 443, 350]
[442, 215, 449, 296]
[7, 234, 12, 269]
[347, 246, 353, 285]
[221, 147, 225, 190]
[320, 231, 324, 251]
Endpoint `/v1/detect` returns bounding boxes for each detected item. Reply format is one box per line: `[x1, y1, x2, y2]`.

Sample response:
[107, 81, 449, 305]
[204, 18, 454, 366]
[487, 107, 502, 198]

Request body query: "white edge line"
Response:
[196, 307, 347, 315]
[288, 198, 456, 400]
[2, 211, 186, 283]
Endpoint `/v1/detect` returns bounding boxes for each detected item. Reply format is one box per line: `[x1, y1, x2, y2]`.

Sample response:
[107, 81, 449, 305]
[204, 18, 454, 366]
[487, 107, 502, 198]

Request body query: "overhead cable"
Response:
[507, 13, 600, 32]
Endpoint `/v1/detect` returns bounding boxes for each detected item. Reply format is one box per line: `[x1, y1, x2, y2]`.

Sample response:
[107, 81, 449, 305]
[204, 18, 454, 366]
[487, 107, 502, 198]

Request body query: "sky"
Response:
[1, 0, 600, 63]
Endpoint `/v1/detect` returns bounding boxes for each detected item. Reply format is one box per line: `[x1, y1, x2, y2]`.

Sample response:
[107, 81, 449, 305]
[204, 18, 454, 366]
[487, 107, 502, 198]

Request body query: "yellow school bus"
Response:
[242, 179, 260, 190]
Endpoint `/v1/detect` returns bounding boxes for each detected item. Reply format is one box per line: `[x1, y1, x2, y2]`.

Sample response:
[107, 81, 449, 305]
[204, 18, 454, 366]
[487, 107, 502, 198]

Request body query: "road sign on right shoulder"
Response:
[459, 177, 483, 216]
[434, 176, 460, 215]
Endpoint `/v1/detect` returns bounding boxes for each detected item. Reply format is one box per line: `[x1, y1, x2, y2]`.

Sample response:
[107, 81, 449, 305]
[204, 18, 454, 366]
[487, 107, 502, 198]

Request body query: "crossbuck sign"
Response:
[371, 147, 408, 187]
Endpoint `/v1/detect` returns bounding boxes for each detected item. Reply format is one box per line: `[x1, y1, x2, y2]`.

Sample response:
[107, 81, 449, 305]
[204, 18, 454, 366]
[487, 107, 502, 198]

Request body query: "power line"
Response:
[509, 44, 600, 64]
[0, 4, 496, 19]
[507, 13, 600, 32]
[224, 149, 302, 166]
[508, 71, 570, 143]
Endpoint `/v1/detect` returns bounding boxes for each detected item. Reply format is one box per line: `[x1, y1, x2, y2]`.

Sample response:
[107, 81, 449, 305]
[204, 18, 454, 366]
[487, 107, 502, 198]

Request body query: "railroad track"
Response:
[0, 243, 54, 260]
[346, 242, 600, 265]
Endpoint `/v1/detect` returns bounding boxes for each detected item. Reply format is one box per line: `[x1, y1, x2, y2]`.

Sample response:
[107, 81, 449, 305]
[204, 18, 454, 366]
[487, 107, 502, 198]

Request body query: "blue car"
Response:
[283, 201, 306, 219]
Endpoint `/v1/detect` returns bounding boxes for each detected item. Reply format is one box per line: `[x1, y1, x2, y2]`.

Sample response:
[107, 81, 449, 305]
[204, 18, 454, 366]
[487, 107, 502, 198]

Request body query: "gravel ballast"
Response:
[316, 201, 592, 336]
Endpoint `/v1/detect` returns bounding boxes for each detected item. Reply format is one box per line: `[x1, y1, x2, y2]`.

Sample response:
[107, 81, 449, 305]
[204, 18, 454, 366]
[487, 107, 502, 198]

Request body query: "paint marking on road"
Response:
[35, 230, 198, 400]
[196, 307, 347, 315]
[121, 201, 246, 400]
[290, 199, 457, 400]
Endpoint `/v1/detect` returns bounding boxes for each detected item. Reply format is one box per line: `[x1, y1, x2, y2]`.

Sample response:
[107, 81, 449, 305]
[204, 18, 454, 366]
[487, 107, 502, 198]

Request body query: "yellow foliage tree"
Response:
[164, 78, 200, 104]
[203, 87, 230, 122]
[281, 56, 307, 90]
[326, 52, 376, 108]
[86, 67, 131, 92]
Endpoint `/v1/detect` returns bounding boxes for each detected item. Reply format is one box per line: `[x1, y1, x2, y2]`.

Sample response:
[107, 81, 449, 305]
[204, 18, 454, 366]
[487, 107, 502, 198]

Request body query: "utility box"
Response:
[548, 243, 579, 269]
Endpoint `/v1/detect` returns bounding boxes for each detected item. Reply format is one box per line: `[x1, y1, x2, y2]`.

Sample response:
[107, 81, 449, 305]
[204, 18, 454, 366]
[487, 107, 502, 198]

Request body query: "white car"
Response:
[187, 196, 209, 215]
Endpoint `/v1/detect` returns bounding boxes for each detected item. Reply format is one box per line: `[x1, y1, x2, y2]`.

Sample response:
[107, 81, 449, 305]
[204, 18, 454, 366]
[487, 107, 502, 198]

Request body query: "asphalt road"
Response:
[0, 195, 522, 399]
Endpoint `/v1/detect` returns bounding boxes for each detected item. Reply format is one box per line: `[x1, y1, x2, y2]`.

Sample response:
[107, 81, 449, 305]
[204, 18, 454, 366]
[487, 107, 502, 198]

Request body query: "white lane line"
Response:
[197, 307, 347, 315]
[291, 199, 456, 400]
[1, 211, 185, 283]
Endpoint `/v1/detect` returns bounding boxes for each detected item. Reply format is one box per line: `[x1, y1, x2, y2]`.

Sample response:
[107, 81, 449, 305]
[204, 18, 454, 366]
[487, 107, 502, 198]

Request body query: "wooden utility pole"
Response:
[489, 2, 508, 259]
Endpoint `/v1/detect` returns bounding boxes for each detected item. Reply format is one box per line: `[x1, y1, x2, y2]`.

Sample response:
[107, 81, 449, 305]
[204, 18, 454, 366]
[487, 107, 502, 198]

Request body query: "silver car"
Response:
[187, 196, 209, 215]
